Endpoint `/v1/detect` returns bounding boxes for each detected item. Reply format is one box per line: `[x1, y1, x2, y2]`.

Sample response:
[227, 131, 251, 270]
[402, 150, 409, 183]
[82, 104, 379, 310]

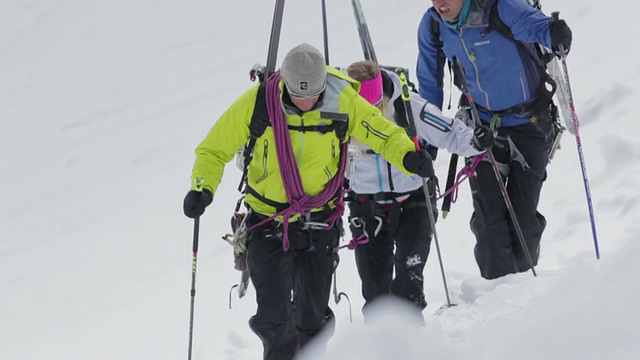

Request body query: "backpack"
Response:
[380, 66, 439, 160]
[430, 2, 556, 121]
[429, 2, 566, 161]
[234, 80, 349, 200]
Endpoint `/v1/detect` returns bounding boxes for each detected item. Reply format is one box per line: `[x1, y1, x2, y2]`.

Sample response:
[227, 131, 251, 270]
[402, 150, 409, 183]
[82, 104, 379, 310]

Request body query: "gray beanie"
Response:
[280, 43, 327, 98]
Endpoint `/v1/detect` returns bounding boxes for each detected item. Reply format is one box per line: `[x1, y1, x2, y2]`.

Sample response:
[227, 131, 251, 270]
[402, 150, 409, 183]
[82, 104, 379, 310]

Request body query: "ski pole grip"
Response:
[550, 12, 566, 57]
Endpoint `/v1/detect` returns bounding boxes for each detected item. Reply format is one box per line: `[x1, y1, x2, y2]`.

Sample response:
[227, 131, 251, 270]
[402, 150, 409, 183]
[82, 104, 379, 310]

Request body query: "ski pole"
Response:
[552, 12, 600, 259]
[397, 69, 453, 308]
[441, 154, 459, 218]
[451, 57, 537, 276]
[187, 217, 200, 360]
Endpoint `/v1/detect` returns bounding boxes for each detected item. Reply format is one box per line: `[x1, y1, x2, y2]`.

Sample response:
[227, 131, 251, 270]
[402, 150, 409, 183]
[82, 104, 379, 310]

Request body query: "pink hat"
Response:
[358, 72, 383, 105]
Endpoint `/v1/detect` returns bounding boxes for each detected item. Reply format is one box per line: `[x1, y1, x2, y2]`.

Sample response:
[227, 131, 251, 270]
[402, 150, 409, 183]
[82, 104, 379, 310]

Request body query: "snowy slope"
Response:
[1, 0, 639, 359]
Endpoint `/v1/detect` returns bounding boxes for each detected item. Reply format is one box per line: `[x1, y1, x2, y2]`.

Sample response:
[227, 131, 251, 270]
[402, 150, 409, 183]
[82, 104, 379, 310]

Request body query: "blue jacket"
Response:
[417, 0, 553, 127]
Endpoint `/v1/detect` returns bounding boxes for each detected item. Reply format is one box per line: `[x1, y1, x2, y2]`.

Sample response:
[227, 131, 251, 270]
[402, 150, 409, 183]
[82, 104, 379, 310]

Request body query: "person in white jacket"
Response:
[345, 60, 494, 321]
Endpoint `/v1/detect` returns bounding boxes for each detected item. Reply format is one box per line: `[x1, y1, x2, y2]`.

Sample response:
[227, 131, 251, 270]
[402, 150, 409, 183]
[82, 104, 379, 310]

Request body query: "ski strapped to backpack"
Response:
[351, 0, 377, 63]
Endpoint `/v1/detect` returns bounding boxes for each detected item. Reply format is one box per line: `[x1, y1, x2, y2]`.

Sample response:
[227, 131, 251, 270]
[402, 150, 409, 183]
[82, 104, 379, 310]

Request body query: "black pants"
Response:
[245, 211, 340, 360]
[469, 115, 552, 279]
[348, 187, 436, 319]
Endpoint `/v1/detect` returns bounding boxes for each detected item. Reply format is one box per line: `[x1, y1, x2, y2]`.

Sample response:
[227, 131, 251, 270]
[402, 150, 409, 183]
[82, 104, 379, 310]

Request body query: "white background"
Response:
[2, 0, 638, 359]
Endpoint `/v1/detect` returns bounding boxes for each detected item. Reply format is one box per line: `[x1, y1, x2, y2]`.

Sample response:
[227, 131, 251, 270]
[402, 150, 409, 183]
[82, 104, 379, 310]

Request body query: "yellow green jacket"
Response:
[191, 67, 416, 217]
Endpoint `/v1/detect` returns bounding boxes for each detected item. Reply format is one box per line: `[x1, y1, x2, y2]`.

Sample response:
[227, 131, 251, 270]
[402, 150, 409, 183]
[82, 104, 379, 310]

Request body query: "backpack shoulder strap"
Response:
[237, 82, 269, 193]
[378, 67, 410, 128]
[430, 13, 446, 89]
[428, 10, 455, 109]
[485, 1, 514, 41]
[249, 81, 269, 139]
[483, 1, 557, 117]
[484, 2, 549, 71]
[385, 66, 439, 159]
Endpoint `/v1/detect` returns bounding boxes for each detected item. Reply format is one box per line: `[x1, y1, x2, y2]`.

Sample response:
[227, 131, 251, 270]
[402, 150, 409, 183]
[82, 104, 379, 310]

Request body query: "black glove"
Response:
[403, 150, 435, 178]
[472, 125, 495, 151]
[183, 188, 213, 218]
[550, 18, 572, 56]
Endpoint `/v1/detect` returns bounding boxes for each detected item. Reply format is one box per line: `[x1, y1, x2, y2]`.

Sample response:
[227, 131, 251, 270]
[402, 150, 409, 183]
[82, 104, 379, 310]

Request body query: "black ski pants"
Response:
[245, 211, 339, 360]
[469, 114, 553, 280]
[348, 186, 435, 320]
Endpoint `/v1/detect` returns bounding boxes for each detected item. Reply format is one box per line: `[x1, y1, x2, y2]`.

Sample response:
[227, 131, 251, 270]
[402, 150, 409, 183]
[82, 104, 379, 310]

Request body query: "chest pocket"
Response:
[296, 111, 348, 175]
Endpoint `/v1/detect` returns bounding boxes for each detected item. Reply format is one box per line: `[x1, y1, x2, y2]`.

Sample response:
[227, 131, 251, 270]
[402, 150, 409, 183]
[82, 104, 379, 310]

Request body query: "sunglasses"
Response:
[287, 84, 326, 100]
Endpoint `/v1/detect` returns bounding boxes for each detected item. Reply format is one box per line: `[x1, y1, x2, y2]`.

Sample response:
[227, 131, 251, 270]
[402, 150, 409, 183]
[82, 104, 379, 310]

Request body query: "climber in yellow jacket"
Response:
[182, 43, 434, 360]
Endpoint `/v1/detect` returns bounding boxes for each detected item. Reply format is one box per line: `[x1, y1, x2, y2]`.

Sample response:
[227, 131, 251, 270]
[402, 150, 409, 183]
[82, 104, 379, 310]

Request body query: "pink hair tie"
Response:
[358, 72, 383, 105]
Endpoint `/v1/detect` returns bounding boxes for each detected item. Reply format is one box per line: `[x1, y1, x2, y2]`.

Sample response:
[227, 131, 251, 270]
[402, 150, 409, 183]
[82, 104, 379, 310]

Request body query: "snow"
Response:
[2, 0, 639, 359]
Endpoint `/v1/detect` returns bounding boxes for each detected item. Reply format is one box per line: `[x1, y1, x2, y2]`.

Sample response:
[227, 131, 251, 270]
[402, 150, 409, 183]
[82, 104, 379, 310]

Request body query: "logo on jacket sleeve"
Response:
[420, 104, 452, 133]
